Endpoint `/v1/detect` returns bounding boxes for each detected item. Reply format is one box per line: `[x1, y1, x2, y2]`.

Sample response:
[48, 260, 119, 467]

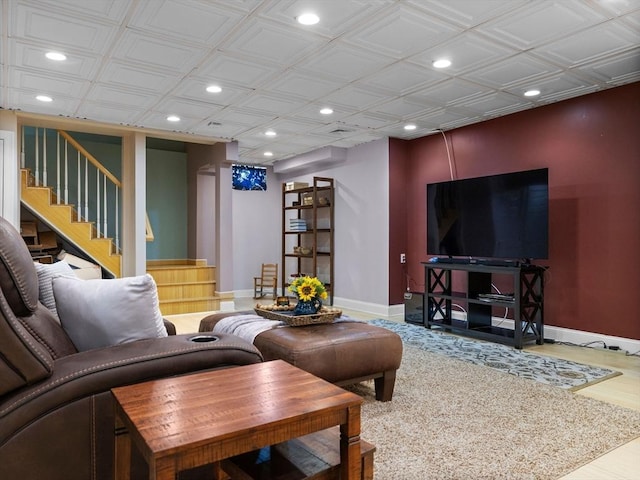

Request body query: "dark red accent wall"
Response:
[389, 138, 409, 303]
[390, 83, 640, 340]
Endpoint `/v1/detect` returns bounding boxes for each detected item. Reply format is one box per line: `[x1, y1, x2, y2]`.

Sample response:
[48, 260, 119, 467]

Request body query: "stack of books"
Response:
[289, 219, 307, 232]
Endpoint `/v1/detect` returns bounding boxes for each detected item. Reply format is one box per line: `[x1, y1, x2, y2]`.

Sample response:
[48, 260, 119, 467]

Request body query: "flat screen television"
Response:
[232, 164, 267, 191]
[426, 168, 548, 262]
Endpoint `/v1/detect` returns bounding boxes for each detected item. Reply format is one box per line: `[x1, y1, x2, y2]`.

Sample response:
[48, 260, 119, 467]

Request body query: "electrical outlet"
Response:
[400, 253, 406, 264]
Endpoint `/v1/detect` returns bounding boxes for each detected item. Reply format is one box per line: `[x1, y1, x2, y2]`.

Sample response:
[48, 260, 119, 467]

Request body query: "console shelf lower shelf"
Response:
[428, 320, 540, 346]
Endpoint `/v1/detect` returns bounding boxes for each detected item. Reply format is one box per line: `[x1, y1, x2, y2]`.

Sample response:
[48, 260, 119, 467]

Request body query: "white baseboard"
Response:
[234, 289, 284, 299]
[536, 323, 639, 354]
[333, 296, 402, 318]
[234, 289, 255, 299]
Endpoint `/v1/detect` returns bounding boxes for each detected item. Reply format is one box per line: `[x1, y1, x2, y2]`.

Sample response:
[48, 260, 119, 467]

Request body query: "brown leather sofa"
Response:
[0, 216, 263, 480]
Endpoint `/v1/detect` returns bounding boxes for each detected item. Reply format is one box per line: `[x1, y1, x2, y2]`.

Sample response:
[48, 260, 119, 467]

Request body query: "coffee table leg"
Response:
[362, 450, 375, 480]
[212, 462, 230, 480]
[339, 404, 362, 480]
[114, 414, 131, 480]
[154, 457, 176, 480]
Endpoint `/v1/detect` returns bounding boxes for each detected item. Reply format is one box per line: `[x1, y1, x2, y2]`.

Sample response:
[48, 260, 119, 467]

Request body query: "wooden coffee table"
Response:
[112, 360, 364, 480]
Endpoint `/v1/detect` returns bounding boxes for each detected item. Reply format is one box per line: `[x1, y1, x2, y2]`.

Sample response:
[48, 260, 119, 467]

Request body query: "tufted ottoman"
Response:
[199, 311, 403, 401]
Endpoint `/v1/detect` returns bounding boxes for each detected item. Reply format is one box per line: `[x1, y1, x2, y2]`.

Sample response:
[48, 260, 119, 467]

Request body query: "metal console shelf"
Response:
[422, 262, 546, 349]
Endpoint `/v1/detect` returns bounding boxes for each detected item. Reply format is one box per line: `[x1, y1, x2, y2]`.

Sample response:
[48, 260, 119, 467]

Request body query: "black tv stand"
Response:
[421, 262, 545, 349]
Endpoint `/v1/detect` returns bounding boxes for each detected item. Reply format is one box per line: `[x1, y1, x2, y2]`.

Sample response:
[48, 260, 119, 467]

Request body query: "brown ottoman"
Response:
[199, 311, 403, 401]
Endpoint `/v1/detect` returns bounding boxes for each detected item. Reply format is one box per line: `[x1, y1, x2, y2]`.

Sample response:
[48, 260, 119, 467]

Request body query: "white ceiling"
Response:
[1, 0, 639, 164]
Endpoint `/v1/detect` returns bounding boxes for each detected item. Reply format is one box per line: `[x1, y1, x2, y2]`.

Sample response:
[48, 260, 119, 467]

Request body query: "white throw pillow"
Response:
[34, 261, 76, 320]
[52, 274, 168, 352]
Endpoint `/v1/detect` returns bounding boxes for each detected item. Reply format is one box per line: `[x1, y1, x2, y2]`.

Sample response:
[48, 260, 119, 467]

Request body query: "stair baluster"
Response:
[56, 132, 61, 203]
[42, 129, 48, 187]
[35, 127, 40, 186]
[63, 135, 69, 205]
[83, 153, 88, 222]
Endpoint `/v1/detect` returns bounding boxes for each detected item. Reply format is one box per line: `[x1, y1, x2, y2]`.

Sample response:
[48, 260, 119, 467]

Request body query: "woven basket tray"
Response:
[254, 305, 342, 326]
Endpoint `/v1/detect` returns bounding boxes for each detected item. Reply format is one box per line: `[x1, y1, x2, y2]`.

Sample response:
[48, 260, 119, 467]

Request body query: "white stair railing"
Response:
[21, 127, 122, 252]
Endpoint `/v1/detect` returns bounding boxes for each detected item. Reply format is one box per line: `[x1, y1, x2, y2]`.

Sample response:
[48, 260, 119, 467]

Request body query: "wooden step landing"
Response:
[147, 260, 222, 315]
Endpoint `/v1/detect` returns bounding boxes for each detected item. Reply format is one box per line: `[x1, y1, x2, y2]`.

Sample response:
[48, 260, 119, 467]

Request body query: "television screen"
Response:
[426, 168, 548, 261]
[232, 164, 267, 191]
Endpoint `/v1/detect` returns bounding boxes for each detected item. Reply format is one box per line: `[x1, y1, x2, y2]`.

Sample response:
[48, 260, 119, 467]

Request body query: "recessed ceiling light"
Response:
[167, 115, 181, 122]
[524, 89, 541, 97]
[45, 51, 67, 61]
[297, 13, 319, 25]
[206, 85, 222, 93]
[404, 124, 417, 131]
[264, 151, 274, 157]
[36, 95, 53, 102]
[265, 130, 277, 137]
[320, 107, 333, 115]
[432, 59, 451, 69]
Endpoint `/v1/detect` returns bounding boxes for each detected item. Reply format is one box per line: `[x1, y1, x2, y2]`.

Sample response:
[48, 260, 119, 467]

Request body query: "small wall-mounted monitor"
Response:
[232, 164, 267, 191]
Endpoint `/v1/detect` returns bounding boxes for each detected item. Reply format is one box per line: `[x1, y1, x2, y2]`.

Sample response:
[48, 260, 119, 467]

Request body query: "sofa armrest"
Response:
[0, 333, 262, 444]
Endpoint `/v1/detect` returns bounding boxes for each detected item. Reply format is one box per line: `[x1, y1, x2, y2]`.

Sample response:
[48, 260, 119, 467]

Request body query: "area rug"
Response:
[349, 345, 640, 479]
[369, 319, 619, 391]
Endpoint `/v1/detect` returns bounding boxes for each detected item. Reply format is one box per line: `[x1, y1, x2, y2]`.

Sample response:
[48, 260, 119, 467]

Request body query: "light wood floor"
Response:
[166, 299, 640, 480]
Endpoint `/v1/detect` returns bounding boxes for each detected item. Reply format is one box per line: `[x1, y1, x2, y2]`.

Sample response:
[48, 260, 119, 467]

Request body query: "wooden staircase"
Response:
[22, 165, 223, 315]
[146, 260, 221, 315]
[20, 169, 121, 277]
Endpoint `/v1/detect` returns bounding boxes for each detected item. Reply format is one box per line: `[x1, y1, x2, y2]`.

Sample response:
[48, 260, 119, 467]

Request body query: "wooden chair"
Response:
[253, 263, 278, 299]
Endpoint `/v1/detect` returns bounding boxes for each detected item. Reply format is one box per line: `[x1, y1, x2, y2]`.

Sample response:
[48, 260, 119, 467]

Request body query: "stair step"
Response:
[148, 266, 216, 284]
[147, 259, 209, 268]
[159, 297, 221, 315]
[156, 281, 217, 301]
